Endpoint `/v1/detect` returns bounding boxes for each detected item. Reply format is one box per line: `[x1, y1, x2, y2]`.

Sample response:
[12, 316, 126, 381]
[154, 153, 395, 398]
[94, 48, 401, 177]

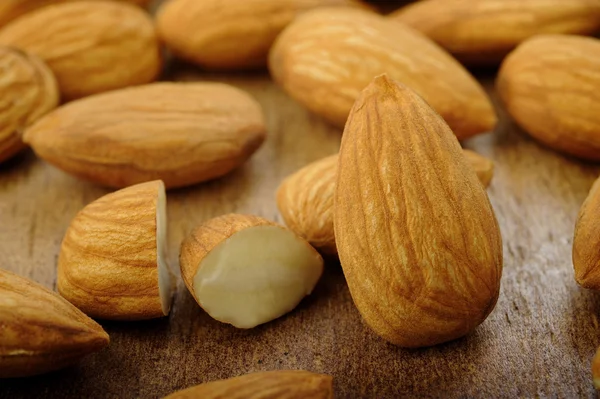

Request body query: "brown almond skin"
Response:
[0, 1, 161, 100]
[593, 346, 600, 389]
[497, 34, 600, 161]
[0, 269, 109, 378]
[23, 82, 266, 189]
[269, 7, 496, 140]
[163, 370, 333, 399]
[573, 177, 600, 289]
[58, 181, 170, 320]
[462, 149, 494, 188]
[390, 0, 600, 65]
[334, 75, 502, 347]
[0, 46, 58, 163]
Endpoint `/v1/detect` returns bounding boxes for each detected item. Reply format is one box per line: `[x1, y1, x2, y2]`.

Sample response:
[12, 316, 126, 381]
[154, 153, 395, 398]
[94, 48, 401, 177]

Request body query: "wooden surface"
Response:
[2, 65, 600, 399]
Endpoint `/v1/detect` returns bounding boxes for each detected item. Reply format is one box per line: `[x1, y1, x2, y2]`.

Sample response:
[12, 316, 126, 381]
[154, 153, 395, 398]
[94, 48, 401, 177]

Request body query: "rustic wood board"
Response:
[2, 63, 600, 398]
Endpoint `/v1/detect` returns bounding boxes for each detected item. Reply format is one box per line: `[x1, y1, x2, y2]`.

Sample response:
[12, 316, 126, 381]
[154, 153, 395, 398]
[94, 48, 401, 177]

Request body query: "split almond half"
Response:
[58, 180, 173, 320]
[180, 214, 323, 329]
[0, 269, 109, 378]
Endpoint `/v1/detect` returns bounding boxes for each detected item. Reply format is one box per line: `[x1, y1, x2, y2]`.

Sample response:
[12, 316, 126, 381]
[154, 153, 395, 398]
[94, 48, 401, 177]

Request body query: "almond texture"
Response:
[334, 75, 503, 347]
[269, 7, 496, 139]
[23, 82, 266, 189]
[58, 180, 173, 320]
[0, 46, 58, 163]
[0, 1, 161, 100]
[573, 176, 600, 289]
[0, 268, 109, 378]
[498, 34, 600, 161]
[390, 0, 600, 65]
[164, 370, 333, 399]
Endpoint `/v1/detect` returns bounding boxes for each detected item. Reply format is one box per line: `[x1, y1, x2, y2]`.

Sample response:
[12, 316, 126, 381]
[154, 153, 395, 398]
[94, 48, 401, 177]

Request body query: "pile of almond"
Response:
[1, 0, 600, 396]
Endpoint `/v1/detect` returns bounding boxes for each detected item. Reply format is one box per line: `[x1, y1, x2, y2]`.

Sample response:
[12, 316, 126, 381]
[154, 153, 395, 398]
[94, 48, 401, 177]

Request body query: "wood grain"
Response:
[2, 29, 600, 399]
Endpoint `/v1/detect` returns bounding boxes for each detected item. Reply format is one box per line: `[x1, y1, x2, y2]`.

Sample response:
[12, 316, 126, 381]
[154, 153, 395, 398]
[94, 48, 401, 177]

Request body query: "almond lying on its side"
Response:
[23, 82, 266, 189]
[0, 1, 161, 100]
[180, 214, 323, 329]
[58, 180, 173, 320]
[0, 268, 109, 378]
[0, 46, 58, 163]
[334, 75, 502, 347]
[390, 0, 600, 65]
[497, 34, 600, 161]
[269, 7, 496, 140]
[573, 176, 600, 289]
[593, 346, 600, 390]
[164, 370, 334, 399]
[277, 149, 494, 255]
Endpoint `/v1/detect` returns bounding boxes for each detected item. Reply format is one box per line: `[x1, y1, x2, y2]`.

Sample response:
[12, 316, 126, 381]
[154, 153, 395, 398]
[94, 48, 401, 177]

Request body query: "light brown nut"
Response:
[179, 214, 323, 329]
[269, 7, 496, 140]
[164, 370, 333, 399]
[497, 34, 600, 161]
[0, 46, 58, 163]
[156, 0, 368, 70]
[0, 1, 161, 100]
[58, 180, 173, 320]
[0, 268, 109, 378]
[593, 346, 600, 389]
[462, 149, 494, 188]
[23, 82, 266, 189]
[334, 75, 503, 347]
[573, 177, 600, 289]
[390, 0, 600, 65]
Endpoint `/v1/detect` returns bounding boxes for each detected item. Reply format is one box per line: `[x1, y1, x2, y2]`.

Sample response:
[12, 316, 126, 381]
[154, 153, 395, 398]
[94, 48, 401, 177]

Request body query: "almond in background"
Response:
[573, 176, 600, 289]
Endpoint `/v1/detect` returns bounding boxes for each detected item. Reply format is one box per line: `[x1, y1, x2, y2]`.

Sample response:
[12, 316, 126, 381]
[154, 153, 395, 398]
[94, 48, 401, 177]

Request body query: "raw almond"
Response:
[23, 82, 266, 189]
[0, 46, 58, 163]
[0, 268, 109, 378]
[180, 214, 323, 329]
[58, 180, 173, 320]
[269, 7, 496, 139]
[334, 75, 502, 347]
[573, 176, 600, 289]
[593, 346, 600, 389]
[277, 149, 494, 256]
[390, 0, 600, 65]
[164, 370, 333, 399]
[156, 0, 368, 70]
[0, 1, 161, 100]
[497, 34, 600, 161]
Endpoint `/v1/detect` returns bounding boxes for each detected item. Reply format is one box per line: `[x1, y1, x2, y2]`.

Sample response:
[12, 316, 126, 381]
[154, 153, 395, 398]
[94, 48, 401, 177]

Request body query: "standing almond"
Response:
[23, 82, 266, 189]
[0, 46, 58, 163]
[164, 370, 333, 399]
[334, 75, 502, 347]
[390, 0, 600, 65]
[0, 1, 161, 100]
[269, 7, 496, 139]
[0, 269, 109, 378]
[573, 176, 600, 289]
[498, 34, 600, 161]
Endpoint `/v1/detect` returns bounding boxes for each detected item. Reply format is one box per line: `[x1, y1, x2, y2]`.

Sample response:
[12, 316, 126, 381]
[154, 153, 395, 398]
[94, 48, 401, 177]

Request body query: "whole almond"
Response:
[269, 7, 496, 139]
[23, 82, 266, 189]
[593, 346, 600, 390]
[0, 1, 161, 100]
[58, 180, 173, 320]
[0, 46, 58, 163]
[573, 176, 600, 289]
[156, 0, 368, 70]
[462, 149, 494, 188]
[334, 75, 502, 347]
[497, 34, 600, 161]
[0, 268, 109, 378]
[164, 370, 333, 399]
[390, 0, 600, 65]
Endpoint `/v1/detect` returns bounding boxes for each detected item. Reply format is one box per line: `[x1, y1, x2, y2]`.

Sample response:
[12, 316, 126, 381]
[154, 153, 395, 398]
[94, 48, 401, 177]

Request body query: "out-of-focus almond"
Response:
[573, 176, 600, 289]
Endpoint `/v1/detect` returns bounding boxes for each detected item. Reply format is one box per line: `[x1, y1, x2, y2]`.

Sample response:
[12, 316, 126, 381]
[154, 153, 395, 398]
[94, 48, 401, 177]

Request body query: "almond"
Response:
[156, 0, 368, 70]
[497, 34, 600, 161]
[573, 176, 600, 289]
[269, 7, 496, 140]
[390, 0, 600, 65]
[0, 46, 58, 163]
[0, 1, 161, 100]
[23, 82, 266, 189]
[57, 180, 173, 320]
[164, 370, 333, 399]
[0, 268, 109, 378]
[593, 346, 600, 389]
[277, 149, 494, 256]
[180, 214, 323, 329]
[334, 75, 502, 347]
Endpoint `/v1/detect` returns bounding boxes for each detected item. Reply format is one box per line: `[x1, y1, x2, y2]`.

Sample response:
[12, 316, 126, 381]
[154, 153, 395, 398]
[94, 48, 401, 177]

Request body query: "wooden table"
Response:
[1, 60, 600, 398]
